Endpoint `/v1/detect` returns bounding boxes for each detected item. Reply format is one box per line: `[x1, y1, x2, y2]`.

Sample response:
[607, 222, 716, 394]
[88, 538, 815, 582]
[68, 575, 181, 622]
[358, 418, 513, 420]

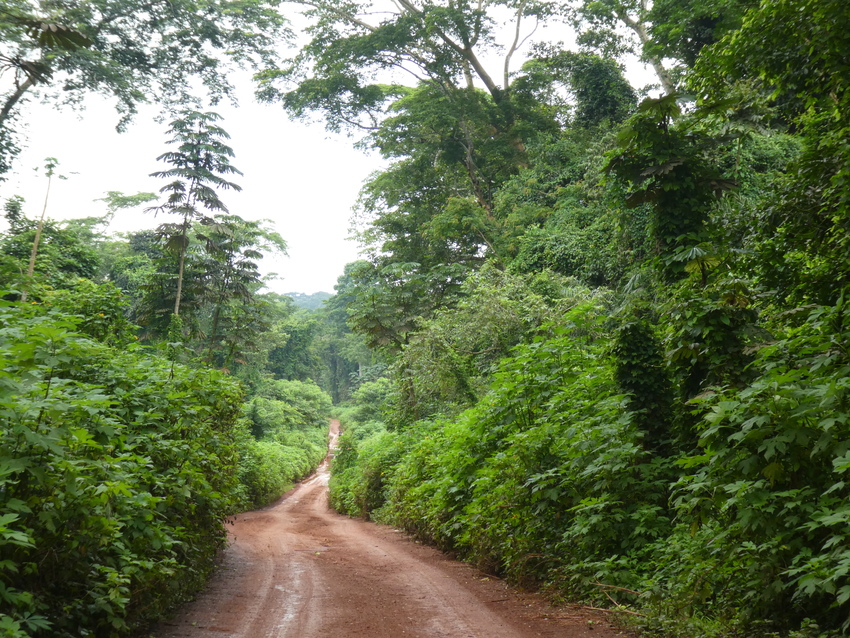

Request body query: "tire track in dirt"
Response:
[154, 420, 628, 638]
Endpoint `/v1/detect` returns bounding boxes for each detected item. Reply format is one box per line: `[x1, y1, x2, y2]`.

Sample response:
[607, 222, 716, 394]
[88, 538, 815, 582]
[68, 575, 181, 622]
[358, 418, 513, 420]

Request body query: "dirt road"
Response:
[154, 421, 627, 638]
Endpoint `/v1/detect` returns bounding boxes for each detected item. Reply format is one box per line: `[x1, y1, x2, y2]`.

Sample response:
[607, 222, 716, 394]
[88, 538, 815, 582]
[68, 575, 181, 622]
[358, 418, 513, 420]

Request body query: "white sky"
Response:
[1, 92, 384, 294]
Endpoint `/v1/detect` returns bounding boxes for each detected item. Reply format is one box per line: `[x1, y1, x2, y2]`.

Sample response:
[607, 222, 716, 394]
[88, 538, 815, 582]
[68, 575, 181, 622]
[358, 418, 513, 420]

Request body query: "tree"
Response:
[260, 0, 561, 199]
[569, 0, 747, 92]
[645, 0, 747, 69]
[0, 196, 101, 293]
[311, 263, 380, 402]
[148, 111, 242, 319]
[605, 94, 734, 279]
[570, 0, 677, 93]
[20, 156, 64, 300]
[343, 260, 468, 355]
[196, 213, 287, 365]
[266, 309, 321, 381]
[263, 0, 555, 128]
[0, 0, 286, 178]
[692, 0, 850, 305]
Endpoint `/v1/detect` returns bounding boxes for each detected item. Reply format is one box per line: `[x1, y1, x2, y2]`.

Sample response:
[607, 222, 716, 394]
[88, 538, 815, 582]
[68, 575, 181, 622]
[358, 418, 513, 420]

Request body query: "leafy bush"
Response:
[0, 299, 243, 636]
[252, 378, 332, 430]
[235, 437, 320, 509]
[42, 278, 137, 347]
[348, 378, 393, 424]
[328, 376, 400, 518]
[667, 299, 850, 630]
[386, 303, 674, 590]
[329, 430, 404, 518]
[383, 292, 850, 634]
[394, 267, 599, 423]
[238, 378, 332, 509]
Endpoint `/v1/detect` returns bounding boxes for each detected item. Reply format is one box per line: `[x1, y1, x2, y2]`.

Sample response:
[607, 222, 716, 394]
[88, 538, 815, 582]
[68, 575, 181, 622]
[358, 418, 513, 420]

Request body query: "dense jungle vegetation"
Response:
[3, 0, 850, 636]
[0, 149, 336, 634]
[0, 8, 342, 629]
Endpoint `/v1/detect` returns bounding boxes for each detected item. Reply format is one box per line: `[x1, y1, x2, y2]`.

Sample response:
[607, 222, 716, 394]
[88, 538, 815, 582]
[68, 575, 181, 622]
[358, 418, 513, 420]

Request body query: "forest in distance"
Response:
[2, 0, 850, 636]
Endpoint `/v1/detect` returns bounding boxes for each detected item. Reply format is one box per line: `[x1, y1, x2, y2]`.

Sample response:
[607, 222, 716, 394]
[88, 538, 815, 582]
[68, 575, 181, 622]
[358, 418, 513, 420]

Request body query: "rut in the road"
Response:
[154, 420, 628, 638]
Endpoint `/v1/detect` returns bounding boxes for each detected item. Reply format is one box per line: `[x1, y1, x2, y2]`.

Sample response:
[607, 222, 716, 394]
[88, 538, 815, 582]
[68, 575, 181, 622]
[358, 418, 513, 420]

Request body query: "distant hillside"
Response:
[284, 291, 333, 310]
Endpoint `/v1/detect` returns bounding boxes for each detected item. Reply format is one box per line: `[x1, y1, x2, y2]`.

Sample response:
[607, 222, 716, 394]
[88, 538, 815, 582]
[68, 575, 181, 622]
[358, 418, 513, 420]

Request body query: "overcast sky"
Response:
[2, 88, 385, 295]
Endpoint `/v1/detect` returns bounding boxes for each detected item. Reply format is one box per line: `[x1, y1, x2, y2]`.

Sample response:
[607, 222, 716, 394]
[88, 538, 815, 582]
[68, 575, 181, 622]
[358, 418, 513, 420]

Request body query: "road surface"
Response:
[154, 421, 628, 638]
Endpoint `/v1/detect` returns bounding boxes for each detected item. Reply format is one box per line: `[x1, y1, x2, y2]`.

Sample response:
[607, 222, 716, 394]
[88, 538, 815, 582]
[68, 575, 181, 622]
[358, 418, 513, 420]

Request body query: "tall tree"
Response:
[148, 111, 242, 318]
[259, 0, 560, 189]
[196, 213, 287, 364]
[569, 0, 676, 92]
[262, 0, 555, 129]
[569, 0, 747, 92]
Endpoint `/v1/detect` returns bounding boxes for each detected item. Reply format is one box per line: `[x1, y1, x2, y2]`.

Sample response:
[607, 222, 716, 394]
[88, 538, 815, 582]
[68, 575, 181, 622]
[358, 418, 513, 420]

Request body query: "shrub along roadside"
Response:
[0, 298, 239, 637]
[237, 379, 332, 510]
[328, 297, 850, 637]
[328, 378, 402, 519]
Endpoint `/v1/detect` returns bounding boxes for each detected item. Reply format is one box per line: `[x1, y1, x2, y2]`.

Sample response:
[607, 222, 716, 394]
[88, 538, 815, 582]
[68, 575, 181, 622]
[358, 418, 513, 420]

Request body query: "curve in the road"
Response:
[154, 420, 626, 638]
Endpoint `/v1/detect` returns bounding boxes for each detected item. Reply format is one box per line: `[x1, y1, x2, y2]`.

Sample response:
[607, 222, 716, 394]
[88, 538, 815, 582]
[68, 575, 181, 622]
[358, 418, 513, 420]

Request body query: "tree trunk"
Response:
[0, 76, 36, 131]
[174, 220, 188, 316]
[616, 9, 676, 94]
[20, 168, 53, 302]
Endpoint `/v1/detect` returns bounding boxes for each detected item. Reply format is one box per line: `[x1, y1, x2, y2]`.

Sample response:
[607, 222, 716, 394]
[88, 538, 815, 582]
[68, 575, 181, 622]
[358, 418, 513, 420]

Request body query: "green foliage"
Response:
[308, 264, 382, 403]
[0, 216, 101, 291]
[348, 378, 393, 425]
[384, 304, 675, 588]
[0, 0, 286, 178]
[499, 126, 647, 288]
[664, 276, 759, 399]
[693, 0, 850, 307]
[516, 51, 637, 128]
[196, 214, 286, 367]
[290, 3, 850, 637]
[285, 291, 332, 311]
[147, 110, 243, 319]
[647, 0, 746, 68]
[40, 278, 136, 347]
[253, 379, 333, 430]
[656, 297, 850, 631]
[396, 266, 595, 421]
[327, 370, 398, 518]
[237, 378, 332, 509]
[0, 298, 243, 635]
[235, 436, 320, 510]
[2, 1, 835, 636]
[606, 94, 732, 278]
[259, 0, 557, 133]
[136, 211, 285, 373]
[265, 310, 321, 381]
[99, 231, 159, 313]
[329, 430, 404, 519]
[511, 217, 625, 286]
[345, 259, 468, 353]
[611, 308, 676, 453]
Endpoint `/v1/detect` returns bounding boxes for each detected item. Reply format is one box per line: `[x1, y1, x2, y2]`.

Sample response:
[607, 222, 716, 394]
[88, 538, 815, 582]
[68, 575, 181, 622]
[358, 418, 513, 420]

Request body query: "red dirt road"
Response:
[154, 421, 628, 638]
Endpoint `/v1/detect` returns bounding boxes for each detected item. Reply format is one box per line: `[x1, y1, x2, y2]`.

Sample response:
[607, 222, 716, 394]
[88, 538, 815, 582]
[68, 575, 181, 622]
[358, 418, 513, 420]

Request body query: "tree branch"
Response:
[295, 0, 381, 33]
[615, 8, 675, 94]
[393, 0, 502, 101]
[504, 0, 534, 91]
[0, 74, 36, 130]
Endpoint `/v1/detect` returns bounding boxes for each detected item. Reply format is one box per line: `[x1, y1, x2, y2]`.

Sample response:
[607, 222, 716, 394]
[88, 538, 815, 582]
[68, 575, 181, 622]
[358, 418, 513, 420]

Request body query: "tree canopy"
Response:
[0, 0, 287, 179]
